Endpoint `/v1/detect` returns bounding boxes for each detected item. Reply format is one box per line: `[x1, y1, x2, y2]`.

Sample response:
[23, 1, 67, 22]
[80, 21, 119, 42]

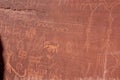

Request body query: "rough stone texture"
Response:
[0, 0, 120, 80]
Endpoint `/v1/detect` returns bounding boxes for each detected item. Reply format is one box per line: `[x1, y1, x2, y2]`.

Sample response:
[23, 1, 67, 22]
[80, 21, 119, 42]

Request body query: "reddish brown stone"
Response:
[0, 0, 120, 80]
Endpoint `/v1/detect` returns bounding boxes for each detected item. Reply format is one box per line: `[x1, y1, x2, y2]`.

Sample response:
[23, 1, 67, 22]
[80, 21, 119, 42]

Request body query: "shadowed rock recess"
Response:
[0, 0, 120, 80]
[0, 37, 4, 80]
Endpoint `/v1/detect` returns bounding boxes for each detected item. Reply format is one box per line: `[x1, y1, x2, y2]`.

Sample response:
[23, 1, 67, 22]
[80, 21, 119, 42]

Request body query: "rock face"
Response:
[0, 0, 120, 80]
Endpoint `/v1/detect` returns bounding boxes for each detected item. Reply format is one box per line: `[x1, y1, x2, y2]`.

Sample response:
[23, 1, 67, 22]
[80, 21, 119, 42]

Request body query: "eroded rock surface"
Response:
[0, 0, 120, 80]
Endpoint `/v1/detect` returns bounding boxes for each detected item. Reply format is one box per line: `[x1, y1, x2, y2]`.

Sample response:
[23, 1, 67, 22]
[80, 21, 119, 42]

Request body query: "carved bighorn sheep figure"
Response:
[43, 41, 59, 53]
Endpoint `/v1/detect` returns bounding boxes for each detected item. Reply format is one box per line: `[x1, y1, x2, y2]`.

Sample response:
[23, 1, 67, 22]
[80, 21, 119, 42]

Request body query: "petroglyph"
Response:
[43, 41, 59, 53]
[1, 0, 120, 80]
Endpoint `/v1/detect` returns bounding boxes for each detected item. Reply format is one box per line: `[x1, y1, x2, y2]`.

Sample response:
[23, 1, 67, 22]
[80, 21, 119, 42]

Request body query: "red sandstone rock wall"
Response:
[0, 0, 120, 80]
